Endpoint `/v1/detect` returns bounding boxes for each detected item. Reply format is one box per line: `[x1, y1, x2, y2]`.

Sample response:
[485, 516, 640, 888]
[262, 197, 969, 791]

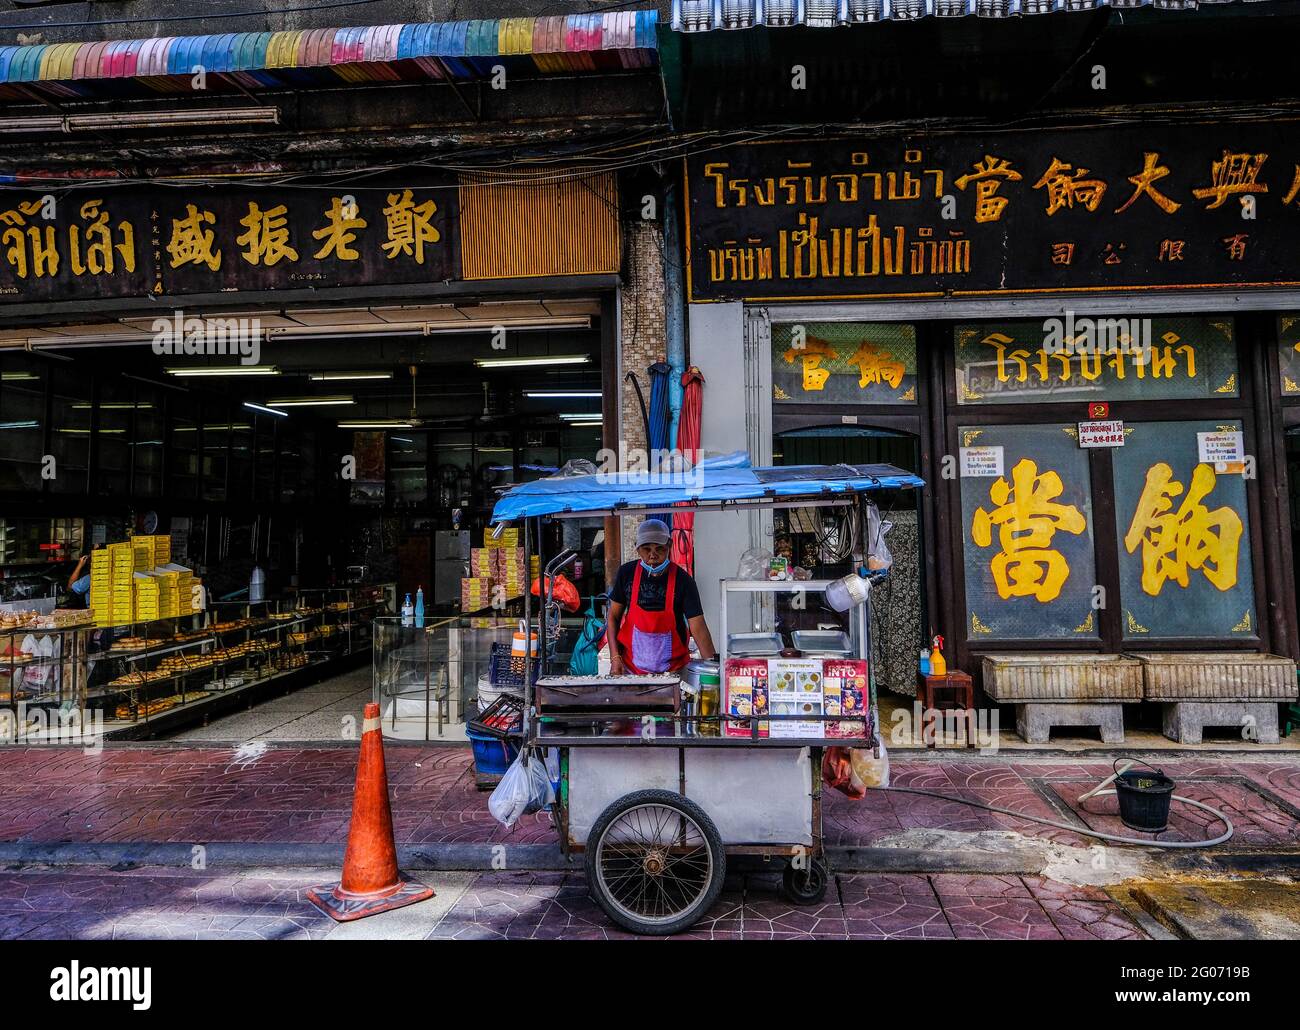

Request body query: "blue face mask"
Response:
[640, 557, 671, 575]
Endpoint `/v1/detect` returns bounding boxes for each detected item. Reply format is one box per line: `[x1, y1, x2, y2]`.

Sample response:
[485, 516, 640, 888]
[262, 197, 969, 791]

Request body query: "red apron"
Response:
[615, 563, 691, 675]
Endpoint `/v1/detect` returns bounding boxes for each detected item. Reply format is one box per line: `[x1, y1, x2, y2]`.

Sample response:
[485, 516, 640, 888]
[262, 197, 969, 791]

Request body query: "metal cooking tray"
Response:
[727, 632, 784, 656]
[790, 630, 852, 656]
[536, 674, 680, 713]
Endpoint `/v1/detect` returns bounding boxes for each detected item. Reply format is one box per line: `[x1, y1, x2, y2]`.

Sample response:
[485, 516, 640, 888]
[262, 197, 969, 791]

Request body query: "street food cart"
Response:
[489, 454, 923, 935]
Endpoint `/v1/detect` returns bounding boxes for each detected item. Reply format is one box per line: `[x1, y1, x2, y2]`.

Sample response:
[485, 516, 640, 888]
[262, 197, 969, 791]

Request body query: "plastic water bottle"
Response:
[414, 586, 425, 628]
[401, 593, 413, 627]
[919, 648, 931, 677]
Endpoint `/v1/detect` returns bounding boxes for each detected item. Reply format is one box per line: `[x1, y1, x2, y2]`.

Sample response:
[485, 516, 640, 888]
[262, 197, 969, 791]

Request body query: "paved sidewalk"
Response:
[1, 744, 1298, 851]
[0, 866, 1148, 940]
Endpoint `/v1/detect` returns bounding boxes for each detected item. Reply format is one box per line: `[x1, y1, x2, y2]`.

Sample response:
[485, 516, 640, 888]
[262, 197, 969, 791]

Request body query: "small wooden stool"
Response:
[918, 671, 975, 748]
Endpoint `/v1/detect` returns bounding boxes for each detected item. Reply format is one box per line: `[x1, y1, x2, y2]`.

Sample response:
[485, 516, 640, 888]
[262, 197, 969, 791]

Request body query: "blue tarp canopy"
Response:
[490, 451, 923, 522]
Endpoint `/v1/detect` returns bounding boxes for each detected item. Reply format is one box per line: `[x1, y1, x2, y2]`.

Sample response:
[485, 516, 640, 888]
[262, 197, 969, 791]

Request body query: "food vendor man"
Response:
[608, 518, 717, 675]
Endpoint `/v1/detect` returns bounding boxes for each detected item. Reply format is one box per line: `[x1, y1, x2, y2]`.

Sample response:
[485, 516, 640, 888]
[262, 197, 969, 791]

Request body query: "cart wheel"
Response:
[781, 857, 829, 906]
[585, 789, 725, 936]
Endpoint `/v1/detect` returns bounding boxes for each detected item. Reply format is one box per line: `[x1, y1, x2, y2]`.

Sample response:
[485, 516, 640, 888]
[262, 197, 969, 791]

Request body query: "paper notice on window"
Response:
[1196, 431, 1245, 474]
[960, 446, 1004, 478]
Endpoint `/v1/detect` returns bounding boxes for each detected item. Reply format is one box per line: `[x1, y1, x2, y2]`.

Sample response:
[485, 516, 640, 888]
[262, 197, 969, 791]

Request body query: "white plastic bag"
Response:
[851, 742, 891, 789]
[488, 751, 555, 829]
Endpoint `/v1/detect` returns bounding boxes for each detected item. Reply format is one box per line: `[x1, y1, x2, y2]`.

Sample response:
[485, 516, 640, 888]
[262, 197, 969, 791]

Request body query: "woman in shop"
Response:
[608, 518, 717, 675]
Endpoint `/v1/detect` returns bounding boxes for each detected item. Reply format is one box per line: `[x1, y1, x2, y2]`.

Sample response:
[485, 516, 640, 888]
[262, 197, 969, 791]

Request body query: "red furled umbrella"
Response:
[671, 367, 705, 575]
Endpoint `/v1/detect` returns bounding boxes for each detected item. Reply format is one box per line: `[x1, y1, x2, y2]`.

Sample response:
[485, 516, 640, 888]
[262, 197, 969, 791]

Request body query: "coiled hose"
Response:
[880, 760, 1234, 849]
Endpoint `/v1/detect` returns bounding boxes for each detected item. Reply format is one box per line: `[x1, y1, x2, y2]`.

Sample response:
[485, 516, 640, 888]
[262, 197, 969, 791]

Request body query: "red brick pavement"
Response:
[0, 744, 1297, 850]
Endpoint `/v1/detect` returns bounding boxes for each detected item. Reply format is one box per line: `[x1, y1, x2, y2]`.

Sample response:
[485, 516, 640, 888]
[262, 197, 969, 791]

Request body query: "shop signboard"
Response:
[771, 321, 918, 404]
[686, 123, 1300, 302]
[0, 179, 458, 303]
[953, 316, 1238, 405]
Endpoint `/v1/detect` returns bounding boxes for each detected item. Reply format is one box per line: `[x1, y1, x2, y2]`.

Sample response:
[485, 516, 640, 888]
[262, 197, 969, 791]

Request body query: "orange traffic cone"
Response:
[307, 702, 434, 921]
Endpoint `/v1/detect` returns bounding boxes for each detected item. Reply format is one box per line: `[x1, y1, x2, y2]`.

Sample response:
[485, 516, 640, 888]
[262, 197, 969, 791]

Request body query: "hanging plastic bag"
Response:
[851, 742, 891, 789]
[488, 751, 555, 829]
[530, 573, 581, 613]
[737, 547, 774, 581]
[865, 502, 894, 572]
[568, 599, 606, 676]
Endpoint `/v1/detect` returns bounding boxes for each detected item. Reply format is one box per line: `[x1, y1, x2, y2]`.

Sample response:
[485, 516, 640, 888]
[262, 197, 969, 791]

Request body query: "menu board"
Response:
[724, 657, 870, 741]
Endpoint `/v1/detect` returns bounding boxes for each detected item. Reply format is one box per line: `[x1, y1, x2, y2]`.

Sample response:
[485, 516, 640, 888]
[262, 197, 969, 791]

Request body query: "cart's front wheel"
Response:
[781, 857, 829, 906]
[585, 789, 725, 936]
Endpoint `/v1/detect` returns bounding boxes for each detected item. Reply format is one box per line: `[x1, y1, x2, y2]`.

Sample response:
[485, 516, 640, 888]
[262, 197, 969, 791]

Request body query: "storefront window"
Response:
[133, 385, 163, 497]
[954, 316, 1237, 404]
[1111, 420, 1256, 640]
[960, 423, 1099, 640]
[0, 356, 45, 492]
[94, 378, 133, 497]
[49, 366, 90, 494]
[169, 404, 199, 501]
[771, 322, 917, 405]
[388, 432, 428, 510]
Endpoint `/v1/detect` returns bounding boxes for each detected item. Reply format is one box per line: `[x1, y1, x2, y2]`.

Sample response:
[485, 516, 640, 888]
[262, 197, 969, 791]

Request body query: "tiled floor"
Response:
[0, 866, 1149, 940]
[2, 743, 1299, 850]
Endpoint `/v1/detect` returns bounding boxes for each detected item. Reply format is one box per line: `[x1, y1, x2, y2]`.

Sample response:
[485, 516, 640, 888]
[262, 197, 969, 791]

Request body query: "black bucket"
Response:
[1113, 760, 1175, 833]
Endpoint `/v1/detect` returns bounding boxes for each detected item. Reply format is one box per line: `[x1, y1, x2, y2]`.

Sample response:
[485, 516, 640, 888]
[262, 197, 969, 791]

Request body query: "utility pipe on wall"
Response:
[663, 177, 687, 445]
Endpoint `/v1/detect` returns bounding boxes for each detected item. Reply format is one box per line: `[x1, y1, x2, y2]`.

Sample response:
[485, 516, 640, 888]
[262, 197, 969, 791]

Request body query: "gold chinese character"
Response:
[1032, 158, 1107, 216]
[1222, 233, 1249, 261]
[166, 204, 221, 271]
[847, 343, 904, 390]
[1114, 152, 1181, 215]
[971, 458, 1087, 603]
[954, 156, 1022, 224]
[1284, 166, 1300, 208]
[1101, 242, 1126, 265]
[1158, 239, 1186, 262]
[1050, 242, 1075, 266]
[1192, 151, 1268, 210]
[312, 196, 367, 261]
[1123, 462, 1242, 596]
[237, 203, 298, 267]
[781, 337, 837, 392]
[381, 190, 440, 263]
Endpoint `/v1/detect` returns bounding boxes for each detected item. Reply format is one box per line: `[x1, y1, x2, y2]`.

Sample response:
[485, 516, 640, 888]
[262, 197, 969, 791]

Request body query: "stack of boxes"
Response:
[494, 546, 528, 601]
[459, 528, 536, 613]
[88, 536, 195, 627]
[90, 542, 135, 628]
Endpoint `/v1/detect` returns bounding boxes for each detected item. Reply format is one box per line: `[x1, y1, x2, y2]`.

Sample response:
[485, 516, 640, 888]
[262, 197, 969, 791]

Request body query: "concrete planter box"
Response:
[1129, 652, 1299, 701]
[981, 654, 1144, 702]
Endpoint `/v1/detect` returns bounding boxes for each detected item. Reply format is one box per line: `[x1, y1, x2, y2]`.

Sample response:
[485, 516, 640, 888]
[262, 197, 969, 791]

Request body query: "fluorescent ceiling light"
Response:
[525, 390, 601, 399]
[339, 419, 413, 429]
[72, 402, 153, 410]
[166, 366, 279, 377]
[475, 355, 589, 369]
[244, 402, 288, 417]
[268, 316, 589, 341]
[265, 395, 354, 407]
[558, 412, 601, 420]
[307, 372, 394, 382]
[57, 428, 125, 434]
[0, 420, 39, 429]
[569, 421, 604, 427]
[1, 372, 38, 381]
[390, 437, 414, 444]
